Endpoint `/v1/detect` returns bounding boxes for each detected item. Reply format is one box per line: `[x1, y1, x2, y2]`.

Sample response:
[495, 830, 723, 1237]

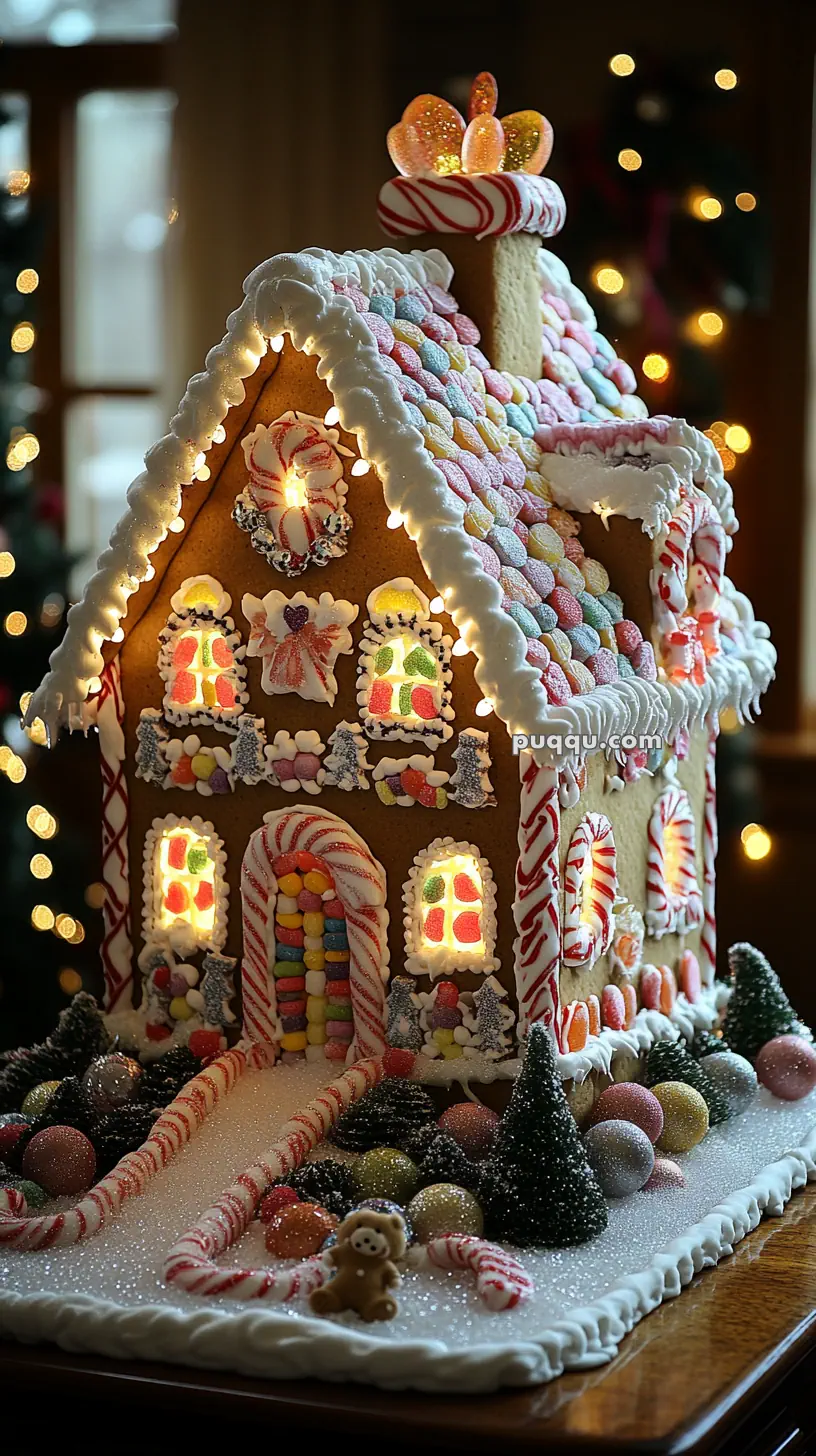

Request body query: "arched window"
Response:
[645, 787, 704, 937]
[404, 838, 498, 978]
[143, 813, 228, 957]
[357, 578, 453, 749]
[562, 813, 617, 968]
[158, 575, 247, 731]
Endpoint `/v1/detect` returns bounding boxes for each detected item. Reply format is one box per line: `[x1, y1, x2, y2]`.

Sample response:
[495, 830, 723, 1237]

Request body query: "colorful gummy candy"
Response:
[271, 853, 350, 1063]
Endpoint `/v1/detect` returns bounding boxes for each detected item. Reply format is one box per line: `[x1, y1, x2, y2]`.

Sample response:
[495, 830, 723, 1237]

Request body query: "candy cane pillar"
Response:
[700, 728, 718, 985]
[97, 658, 133, 1012]
[240, 807, 389, 1062]
[513, 753, 561, 1038]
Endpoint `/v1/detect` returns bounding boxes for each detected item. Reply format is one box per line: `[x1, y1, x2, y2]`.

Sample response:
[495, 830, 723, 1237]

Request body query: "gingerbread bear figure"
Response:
[309, 1207, 406, 1322]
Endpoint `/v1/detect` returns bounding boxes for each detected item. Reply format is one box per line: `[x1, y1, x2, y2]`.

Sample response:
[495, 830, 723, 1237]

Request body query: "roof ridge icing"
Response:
[27, 244, 774, 763]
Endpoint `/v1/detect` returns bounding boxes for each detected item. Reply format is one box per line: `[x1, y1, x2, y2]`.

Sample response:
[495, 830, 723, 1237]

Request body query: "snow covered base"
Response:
[0, 1061, 814, 1394]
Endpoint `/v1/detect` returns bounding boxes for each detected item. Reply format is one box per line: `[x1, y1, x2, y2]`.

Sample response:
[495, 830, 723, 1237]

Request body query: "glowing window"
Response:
[368, 631, 442, 725]
[158, 575, 247, 731]
[404, 838, 498, 978]
[144, 814, 227, 956]
[358, 577, 453, 748]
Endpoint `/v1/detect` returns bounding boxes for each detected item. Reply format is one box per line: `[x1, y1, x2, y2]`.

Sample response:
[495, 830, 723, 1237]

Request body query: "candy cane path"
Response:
[0, 1061, 815, 1393]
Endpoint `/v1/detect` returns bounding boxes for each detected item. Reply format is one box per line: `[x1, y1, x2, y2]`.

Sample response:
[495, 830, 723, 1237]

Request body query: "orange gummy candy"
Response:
[468, 71, 498, 120]
[402, 94, 465, 176]
[500, 110, 554, 174]
[387, 121, 429, 177]
[567, 1001, 589, 1052]
[462, 114, 505, 175]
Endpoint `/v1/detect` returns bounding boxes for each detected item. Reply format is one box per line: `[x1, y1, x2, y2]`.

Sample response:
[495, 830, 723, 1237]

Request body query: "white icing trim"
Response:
[556, 983, 727, 1084]
[404, 837, 499, 979]
[142, 813, 228, 958]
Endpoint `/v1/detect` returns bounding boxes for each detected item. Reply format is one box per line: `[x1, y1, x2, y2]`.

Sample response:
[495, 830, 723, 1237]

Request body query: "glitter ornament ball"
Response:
[643, 1157, 686, 1191]
[82, 1052, 143, 1115]
[407, 1182, 484, 1241]
[590, 1082, 664, 1145]
[356, 1197, 416, 1245]
[438, 1102, 501, 1160]
[583, 1119, 655, 1197]
[351, 1147, 419, 1204]
[652, 1082, 710, 1153]
[0, 1120, 29, 1157]
[699, 1051, 758, 1117]
[756, 1035, 816, 1101]
[22, 1125, 97, 1197]
[21, 1080, 61, 1120]
[259, 1186, 300, 1223]
[264, 1201, 337, 1258]
[11, 1178, 47, 1209]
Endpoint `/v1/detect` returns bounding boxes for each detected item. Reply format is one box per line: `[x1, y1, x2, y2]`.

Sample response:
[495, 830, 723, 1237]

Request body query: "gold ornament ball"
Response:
[407, 1183, 484, 1242]
[352, 1147, 419, 1204]
[652, 1081, 709, 1153]
[21, 1080, 61, 1120]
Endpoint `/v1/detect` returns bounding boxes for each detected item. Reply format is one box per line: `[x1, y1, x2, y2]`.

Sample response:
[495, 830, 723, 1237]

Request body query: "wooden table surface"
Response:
[2, 1184, 815, 1455]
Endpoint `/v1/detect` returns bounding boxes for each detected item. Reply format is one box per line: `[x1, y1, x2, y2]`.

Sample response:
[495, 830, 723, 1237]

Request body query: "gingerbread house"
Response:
[26, 85, 775, 1098]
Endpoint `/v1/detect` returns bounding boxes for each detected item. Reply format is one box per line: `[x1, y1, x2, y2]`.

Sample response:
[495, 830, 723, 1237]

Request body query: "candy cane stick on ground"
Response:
[164, 1058, 381, 1299]
[419, 1235, 535, 1311]
[0, 1047, 249, 1251]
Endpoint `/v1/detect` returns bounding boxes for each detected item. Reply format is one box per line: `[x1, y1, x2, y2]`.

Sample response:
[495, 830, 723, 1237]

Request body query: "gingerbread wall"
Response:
[118, 343, 522, 1014]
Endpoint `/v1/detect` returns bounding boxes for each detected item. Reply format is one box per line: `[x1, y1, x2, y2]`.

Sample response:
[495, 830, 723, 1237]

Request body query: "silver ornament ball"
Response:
[82, 1052, 142, 1115]
[699, 1051, 758, 1117]
[584, 1118, 655, 1198]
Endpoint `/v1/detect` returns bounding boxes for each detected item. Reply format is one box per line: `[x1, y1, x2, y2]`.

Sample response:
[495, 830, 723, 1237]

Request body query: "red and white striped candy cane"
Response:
[645, 786, 703, 939]
[513, 754, 561, 1037]
[242, 415, 344, 559]
[421, 1235, 535, 1311]
[652, 487, 726, 681]
[562, 813, 617, 967]
[0, 1047, 248, 1251]
[240, 808, 388, 1062]
[700, 728, 718, 984]
[164, 1058, 381, 1299]
[96, 658, 133, 1013]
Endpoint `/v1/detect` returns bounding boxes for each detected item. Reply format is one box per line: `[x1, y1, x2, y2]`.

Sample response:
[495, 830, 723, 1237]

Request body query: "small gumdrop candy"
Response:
[680, 949, 701, 1003]
[622, 982, 638, 1029]
[422, 874, 445, 903]
[164, 880, 188, 916]
[183, 582, 218, 610]
[402, 645, 437, 680]
[385, 774, 402, 795]
[170, 753, 195, 787]
[190, 752, 216, 780]
[152, 964, 171, 990]
[371, 584, 422, 616]
[209, 767, 230, 794]
[424, 907, 445, 943]
[659, 965, 677, 1015]
[273, 853, 299, 877]
[602, 984, 626, 1030]
[172, 635, 197, 669]
[272, 757, 298, 782]
[462, 114, 505, 174]
[436, 981, 459, 1008]
[215, 674, 236, 709]
[368, 679, 393, 717]
[566, 1002, 589, 1051]
[452, 911, 481, 944]
[417, 781, 438, 808]
[167, 835, 188, 869]
[171, 669, 197, 705]
[387, 120, 429, 177]
[587, 994, 601, 1037]
[640, 966, 662, 1011]
[194, 880, 215, 912]
[468, 70, 499, 119]
[400, 767, 427, 800]
[410, 685, 438, 720]
[293, 752, 322, 782]
[374, 645, 394, 676]
[402, 94, 466, 176]
[453, 872, 480, 902]
[500, 110, 554, 174]
[435, 787, 448, 808]
[210, 635, 233, 669]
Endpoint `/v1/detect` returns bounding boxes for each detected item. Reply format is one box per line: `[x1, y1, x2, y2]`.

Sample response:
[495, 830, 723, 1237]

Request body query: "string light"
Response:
[16, 268, 38, 294]
[618, 148, 642, 171]
[718, 447, 737, 472]
[475, 698, 494, 718]
[429, 596, 445, 613]
[270, 334, 285, 352]
[6, 753, 26, 782]
[714, 68, 738, 91]
[84, 882, 106, 909]
[31, 904, 55, 930]
[386, 510, 404, 529]
[741, 823, 772, 861]
[0, 551, 15, 577]
[0, 746, 12, 770]
[688, 190, 723, 221]
[26, 804, 57, 838]
[719, 705, 741, 733]
[724, 424, 751, 454]
[591, 265, 625, 295]
[67, 920, 85, 945]
[59, 968, 82, 994]
[609, 54, 635, 76]
[736, 192, 757, 212]
[4, 610, 27, 636]
[324, 406, 340, 427]
[6, 431, 40, 471]
[691, 310, 725, 342]
[168, 517, 185, 533]
[30, 852, 53, 879]
[55, 914, 77, 940]
[11, 322, 35, 353]
[112, 627, 125, 643]
[642, 352, 671, 382]
[7, 169, 30, 196]
[452, 638, 470, 657]
[212, 424, 226, 444]
[351, 459, 371, 477]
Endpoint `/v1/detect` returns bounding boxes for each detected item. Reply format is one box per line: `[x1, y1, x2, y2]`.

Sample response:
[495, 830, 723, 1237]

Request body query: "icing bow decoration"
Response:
[387, 72, 554, 179]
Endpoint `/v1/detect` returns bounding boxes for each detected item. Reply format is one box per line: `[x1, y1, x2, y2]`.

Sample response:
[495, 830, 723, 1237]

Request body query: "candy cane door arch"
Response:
[645, 787, 703, 938]
[240, 807, 388, 1065]
[562, 813, 617, 968]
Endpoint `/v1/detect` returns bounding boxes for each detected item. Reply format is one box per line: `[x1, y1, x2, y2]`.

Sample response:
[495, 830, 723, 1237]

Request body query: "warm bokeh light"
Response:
[718, 447, 737, 472]
[0, 747, 12, 771]
[696, 310, 725, 338]
[85, 881, 106, 910]
[55, 913, 77, 940]
[40, 593, 64, 627]
[735, 192, 757, 212]
[718, 705, 741, 734]
[609, 53, 635, 77]
[59, 968, 82, 994]
[714, 68, 738, 91]
[707, 421, 728, 445]
[27, 804, 57, 839]
[25, 717, 48, 747]
[30, 852, 53, 879]
[31, 904, 55, 930]
[67, 920, 86, 945]
[725, 424, 751, 453]
[11, 322, 35, 353]
[618, 148, 642, 171]
[7, 168, 30, 195]
[6, 754, 26, 783]
[0, 551, 15, 578]
[4, 610, 27, 636]
[16, 267, 39, 293]
[7, 431, 39, 470]
[592, 265, 625, 295]
[642, 352, 671, 382]
[688, 190, 723, 221]
[741, 823, 772, 861]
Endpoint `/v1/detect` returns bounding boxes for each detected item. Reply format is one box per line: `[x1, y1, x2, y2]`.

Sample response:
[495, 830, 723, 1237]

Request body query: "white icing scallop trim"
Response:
[26, 244, 771, 768]
[142, 813, 228, 958]
[403, 836, 499, 979]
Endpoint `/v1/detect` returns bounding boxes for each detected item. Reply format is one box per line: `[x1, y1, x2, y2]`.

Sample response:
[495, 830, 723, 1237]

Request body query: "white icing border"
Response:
[142, 813, 228, 958]
[403, 836, 499, 979]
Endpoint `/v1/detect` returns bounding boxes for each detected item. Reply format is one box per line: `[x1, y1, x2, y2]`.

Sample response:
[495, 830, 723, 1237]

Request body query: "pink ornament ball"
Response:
[591, 1082, 664, 1145]
[643, 1157, 686, 1192]
[22, 1125, 97, 1197]
[438, 1103, 501, 1161]
[756, 1035, 816, 1101]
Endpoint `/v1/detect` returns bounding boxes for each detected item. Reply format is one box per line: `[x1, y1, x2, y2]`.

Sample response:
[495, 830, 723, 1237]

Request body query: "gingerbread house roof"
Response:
[27, 244, 775, 762]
